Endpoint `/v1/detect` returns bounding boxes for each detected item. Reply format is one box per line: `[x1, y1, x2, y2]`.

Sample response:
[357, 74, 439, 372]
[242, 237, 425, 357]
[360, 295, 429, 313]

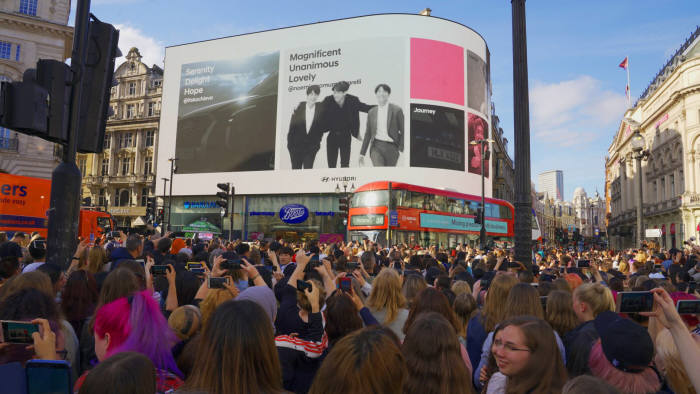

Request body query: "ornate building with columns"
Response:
[606, 27, 700, 250]
[0, 0, 73, 177]
[572, 187, 606, 240]
[79, 47, 162, 228]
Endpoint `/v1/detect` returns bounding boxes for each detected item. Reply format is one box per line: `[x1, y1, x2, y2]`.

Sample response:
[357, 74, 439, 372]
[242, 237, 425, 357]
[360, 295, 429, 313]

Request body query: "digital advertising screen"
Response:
[158, 14, 492, 195]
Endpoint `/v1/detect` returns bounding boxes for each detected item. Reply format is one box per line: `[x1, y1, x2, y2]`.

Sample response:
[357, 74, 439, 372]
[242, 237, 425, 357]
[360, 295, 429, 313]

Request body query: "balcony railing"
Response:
[0, 137, 19, 152]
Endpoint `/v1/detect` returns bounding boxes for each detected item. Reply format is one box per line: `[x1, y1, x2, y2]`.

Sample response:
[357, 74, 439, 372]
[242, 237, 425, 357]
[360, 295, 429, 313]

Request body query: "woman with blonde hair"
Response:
[655, 328, 696, 394]
[85, 247, 108, 274]
[564, 282, 616, 377]
[199, 287, 238, 327]
[451, 280, 471, 297]
[367, 268, 409, 340]
[401, 274, 426, 308]
[466, 273, 518, 372]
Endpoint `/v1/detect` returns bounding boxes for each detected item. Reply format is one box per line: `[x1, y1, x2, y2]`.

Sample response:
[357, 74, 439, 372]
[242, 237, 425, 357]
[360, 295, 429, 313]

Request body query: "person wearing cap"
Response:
[587, 311, 661, 393]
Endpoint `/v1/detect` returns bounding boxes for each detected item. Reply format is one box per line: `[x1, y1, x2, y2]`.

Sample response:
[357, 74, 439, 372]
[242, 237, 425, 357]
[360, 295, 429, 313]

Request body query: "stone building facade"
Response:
[0, 0, 73, 178]
[606, 27, 700, 250]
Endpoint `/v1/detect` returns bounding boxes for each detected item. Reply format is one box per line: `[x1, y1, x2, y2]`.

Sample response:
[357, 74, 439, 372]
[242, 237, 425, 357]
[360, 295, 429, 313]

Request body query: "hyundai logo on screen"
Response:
[279, 204, 309, 224]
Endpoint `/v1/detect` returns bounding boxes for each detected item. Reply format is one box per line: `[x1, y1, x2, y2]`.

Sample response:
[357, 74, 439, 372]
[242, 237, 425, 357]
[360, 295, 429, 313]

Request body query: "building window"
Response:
[0, 42, 11, 59]
[120, 157, 130, 175]
[101, 158, 109, 176]
[126, 104, 135, 118]
[670, 174, 675, 197]
[98, 188, 106, 207]
[140, 187, 149, 206]
[15, 44, 20, 62]
[128, 82, 136, 95]
[19, 0, 38, 16]
[153, 80, 162, 87]
[78, 158, 87, 175]
[147, 102, 155, 117]
[103, 136, 110, 150]
[144, 156, 153, 175]
[116, 189, 130, 207]
[661, 176, 666, 200]
[653, 180, 657, 203]
[145, 130, 154, 147]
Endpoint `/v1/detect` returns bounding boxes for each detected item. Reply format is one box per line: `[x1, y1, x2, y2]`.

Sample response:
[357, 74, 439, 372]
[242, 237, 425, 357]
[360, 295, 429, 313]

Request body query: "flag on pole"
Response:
[619, 57, 629, 70]
[619, 56, 631, 107]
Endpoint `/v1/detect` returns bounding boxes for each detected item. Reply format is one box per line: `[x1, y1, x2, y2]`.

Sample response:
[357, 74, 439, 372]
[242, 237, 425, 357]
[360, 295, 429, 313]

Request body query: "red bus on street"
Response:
[347, 181, 515, 248]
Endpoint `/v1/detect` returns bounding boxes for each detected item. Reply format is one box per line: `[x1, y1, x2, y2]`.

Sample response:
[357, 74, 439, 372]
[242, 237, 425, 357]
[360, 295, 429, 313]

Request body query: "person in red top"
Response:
[74, 290, 183, 393]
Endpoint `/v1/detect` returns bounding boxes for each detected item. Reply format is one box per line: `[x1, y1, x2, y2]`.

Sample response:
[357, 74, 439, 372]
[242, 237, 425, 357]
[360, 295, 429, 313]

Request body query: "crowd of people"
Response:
[0, 229, 699, 393]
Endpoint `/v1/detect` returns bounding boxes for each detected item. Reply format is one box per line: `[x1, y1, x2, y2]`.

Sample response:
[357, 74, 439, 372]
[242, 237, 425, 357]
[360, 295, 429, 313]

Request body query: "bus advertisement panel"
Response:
[158, 14, 492, 196]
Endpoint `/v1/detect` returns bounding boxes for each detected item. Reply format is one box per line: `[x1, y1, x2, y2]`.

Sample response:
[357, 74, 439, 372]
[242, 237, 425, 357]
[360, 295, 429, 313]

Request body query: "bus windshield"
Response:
[351, 190, 389, 208]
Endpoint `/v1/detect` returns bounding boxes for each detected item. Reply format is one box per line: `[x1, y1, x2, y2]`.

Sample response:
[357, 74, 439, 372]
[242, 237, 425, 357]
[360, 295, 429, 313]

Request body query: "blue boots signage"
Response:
[279, 204, 309, 224]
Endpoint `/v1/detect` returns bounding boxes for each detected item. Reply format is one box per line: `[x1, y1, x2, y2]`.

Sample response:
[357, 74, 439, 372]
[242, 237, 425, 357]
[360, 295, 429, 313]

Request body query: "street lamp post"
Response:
[470, 138, 494, 249]
[628, 128, 648, 248]
[160, 177, 169, 236]
[335, 181, 355, 242]
[167, 158, 177, 232]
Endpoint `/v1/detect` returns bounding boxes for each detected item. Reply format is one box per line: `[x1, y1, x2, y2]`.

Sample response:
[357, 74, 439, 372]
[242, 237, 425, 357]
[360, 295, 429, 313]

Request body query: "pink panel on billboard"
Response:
[410, 38, 464, 106]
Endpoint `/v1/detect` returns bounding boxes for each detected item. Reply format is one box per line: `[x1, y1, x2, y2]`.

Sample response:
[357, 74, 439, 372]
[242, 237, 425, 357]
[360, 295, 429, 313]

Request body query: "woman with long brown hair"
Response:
[402, 312, 474, 393]
[546, 290, 579, 338]
[483, 316, 567, 393]
[466, 273, 518, 372]
[182, 300, 284, 394]
[85, 246, 108, 274]
[309, 326, 406, 394]
[367, 268, 408, 340]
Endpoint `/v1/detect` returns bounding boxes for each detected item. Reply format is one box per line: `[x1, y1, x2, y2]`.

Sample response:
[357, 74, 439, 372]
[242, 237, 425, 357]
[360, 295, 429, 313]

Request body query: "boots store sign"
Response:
[279, 204, 309, 224]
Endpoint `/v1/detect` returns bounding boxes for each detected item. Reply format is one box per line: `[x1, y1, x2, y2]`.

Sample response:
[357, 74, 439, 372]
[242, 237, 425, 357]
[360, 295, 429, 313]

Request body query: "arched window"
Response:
[118, 189, 130, 207]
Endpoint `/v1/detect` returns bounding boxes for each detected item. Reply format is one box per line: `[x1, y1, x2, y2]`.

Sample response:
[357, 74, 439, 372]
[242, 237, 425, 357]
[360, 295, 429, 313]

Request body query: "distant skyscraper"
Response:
[538, 170, 564, 201]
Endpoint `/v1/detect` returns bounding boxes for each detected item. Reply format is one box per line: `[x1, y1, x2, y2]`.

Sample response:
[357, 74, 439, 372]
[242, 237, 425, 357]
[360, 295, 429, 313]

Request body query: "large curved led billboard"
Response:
[158, 14, 492, 195]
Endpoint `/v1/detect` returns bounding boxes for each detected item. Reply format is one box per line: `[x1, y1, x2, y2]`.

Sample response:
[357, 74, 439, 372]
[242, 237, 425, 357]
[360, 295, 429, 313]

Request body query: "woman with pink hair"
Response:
[74, 290, 183, 393]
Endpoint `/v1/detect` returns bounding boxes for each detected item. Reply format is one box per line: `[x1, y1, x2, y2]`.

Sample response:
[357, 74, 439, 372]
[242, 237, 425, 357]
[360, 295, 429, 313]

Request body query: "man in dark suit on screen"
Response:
[359, 84, 404, 167]
[287, 85, 324, 169]
[321, 81, 372, 168]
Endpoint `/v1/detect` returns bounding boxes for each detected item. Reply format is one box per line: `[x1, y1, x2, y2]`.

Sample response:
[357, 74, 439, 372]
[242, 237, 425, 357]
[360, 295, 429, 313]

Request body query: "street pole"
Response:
[388, 182, 393, 248]
[230, 185, 235, 242]
[479, 141, 486, 250]
[167, 158, 176, 232]
[160, 177, 168, 236]
[511, 0, 533, 266]
[635, 155, 643, 248]
[46, 0, 92, 269]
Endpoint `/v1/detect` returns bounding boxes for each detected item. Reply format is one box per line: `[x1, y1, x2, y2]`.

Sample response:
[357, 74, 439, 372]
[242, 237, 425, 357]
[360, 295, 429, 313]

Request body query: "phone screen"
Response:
[576, 260, 590, 268]
[617, 291, 654, 313]
[208, 277, 229, 289]
[1, 321, 39, 344]
[677, 300, 700, 315]
[186, 262, 203, 270]
[150, 265, 168, 275]
[26, 360, 71, 394]
[338, 277, 352, 293]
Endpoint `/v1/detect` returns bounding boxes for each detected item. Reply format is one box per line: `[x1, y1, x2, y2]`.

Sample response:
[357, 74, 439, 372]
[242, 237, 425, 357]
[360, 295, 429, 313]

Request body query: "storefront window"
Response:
[351, 190, 389, 208]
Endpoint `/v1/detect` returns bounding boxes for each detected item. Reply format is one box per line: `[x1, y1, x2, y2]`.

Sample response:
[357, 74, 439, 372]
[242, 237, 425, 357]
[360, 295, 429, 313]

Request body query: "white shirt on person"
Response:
[305, 104, 316, 133]
[374, 104, 391, 142]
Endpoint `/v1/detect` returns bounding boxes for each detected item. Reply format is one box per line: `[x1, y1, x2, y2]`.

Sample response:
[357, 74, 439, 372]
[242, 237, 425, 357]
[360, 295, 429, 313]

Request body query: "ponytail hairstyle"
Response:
[573, 283, 615, 317]
[94, 290, 182, 377]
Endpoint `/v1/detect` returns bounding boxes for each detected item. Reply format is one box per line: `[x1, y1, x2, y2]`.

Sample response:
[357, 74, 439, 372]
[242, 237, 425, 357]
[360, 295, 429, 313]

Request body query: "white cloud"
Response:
[529, 75, 627, 147]
[114, 24, 164, 68]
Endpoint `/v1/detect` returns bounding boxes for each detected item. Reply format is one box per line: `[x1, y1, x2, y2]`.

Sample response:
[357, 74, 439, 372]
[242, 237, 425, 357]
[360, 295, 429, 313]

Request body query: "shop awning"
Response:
[182, 219, 222, 234]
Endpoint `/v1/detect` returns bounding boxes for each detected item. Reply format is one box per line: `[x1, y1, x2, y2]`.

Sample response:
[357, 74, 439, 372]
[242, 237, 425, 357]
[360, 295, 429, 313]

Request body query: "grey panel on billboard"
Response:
[175, 53, 279, 173]
[467, 50, 488, 114]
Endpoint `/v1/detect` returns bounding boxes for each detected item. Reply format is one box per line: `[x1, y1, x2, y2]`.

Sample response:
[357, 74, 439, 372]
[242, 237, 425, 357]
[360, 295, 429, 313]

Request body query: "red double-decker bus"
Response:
[347, 181, 515, 248]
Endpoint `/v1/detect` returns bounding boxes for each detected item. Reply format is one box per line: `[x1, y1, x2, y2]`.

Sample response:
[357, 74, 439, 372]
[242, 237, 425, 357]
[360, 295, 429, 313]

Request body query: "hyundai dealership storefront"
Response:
[169, 194, 346, 242]
[158, 14, 493, 242]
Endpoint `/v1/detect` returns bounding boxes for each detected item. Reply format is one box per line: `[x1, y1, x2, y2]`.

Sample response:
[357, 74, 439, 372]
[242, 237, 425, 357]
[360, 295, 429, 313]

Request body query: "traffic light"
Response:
[474, 207, 483, 225]
[216, 183, 230, 215]
[36, 59, 71, 143]
[338, 197, 349, 217]
[157, 208, 164, 224]
[77, 19, 121, 153]
[145, 196, 156, 224]
[0, 69, 49, 135]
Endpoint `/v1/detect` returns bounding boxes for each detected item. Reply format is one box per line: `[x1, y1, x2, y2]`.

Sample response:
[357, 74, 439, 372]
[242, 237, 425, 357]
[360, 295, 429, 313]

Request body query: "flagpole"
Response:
[626, 56, 631, 108]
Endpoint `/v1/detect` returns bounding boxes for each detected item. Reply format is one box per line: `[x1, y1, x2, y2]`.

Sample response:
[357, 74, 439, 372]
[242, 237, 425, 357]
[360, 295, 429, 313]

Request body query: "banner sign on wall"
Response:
[158, 14, 492, 196]
[419, 213, 508, 234]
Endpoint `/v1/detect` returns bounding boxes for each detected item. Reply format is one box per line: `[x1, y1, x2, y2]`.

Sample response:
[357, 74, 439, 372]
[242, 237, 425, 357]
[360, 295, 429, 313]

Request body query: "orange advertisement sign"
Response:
[0, 173, 51, 231]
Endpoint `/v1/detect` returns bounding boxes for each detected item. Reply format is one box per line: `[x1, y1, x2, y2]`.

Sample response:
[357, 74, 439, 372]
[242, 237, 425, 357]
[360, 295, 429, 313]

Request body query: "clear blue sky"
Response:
[73, 0, 700, 201]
